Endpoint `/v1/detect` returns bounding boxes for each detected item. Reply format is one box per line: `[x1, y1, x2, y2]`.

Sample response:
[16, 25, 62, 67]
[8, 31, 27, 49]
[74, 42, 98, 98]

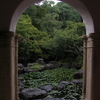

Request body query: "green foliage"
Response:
[23, 5, 46, 29]
[41, 21, 85, 61]
[16, 14, 49, 61]
[56, 2, 82, 22]
[49, 83, 82, 100]
[65, 21, 86, 36]
[16, 14, 33, 37]
[21, 67, 82, 100]
[18, 2, 84, 100]
[16, 1, 86, 64]
[28, 63, 41, 70]
[37, 13, 63, 37]
[22, 67, 77, 88]
[56, 2, 82, 29]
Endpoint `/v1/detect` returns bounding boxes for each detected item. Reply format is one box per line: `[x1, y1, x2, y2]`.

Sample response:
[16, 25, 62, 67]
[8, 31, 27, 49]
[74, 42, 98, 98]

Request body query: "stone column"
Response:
[81, 35, 87, 100]
[15, 35, 20, 100]
[84, 33, 100, 100]
[0, 31, 18, 100]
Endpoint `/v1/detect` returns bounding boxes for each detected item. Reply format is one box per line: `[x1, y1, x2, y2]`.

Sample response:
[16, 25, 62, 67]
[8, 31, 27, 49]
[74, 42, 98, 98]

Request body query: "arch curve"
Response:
[10, 0, 94, 35]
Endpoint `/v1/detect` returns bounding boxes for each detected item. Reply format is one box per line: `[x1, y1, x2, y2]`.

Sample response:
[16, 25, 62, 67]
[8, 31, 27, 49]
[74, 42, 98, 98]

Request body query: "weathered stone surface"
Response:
[57, 84, 65, 91]
[18, 77, 25, 87]
[38, 65, 46, 71]
[71, 79, 83, 84]
[27, 63, 34, 67]
[39, 84, 54, 92]
[74, 69, 83, 79]
[18, 67, 36, 74]
[36, 58, 45, 65]
[45, 64, 53, 69]
[71, 62, 80, 69]
[60, 81, 70, 85]
[43, 98, 61, 100]
[18, 63, 24, 67]
[19, 88, 48, 99]
[53, 63, 61, 68]
[33, 98, 61, 100]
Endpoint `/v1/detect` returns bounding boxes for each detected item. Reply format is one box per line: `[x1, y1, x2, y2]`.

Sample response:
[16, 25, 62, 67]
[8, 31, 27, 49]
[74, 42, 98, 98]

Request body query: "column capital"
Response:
[82, 35, 87, 40]
[15, 34, 20, 39]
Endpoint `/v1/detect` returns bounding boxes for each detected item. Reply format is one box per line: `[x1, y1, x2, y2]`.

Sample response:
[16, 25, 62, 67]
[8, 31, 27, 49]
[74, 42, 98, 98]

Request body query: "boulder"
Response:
[18, 63, 23, 67]
[57, 84, 65, 91]
[27, 63, 34, 67]
[38, 65, 46, 71]
[73, 69, 83, 79]
[36, 58, 45, 65]
[34, 98, 61, 100]
[71, 79, 83, 84]
[71, 62, 79, 69]
[23, 67, 35, 73]
[39, 84, 54, 92]
[19, 88, 47, 100]
[18, 77, 25, 86]
[60, 81, 70, 85]
[48, 61, 61, 68]
[43, 98, 61, 100]
[45, 64, 53, 69]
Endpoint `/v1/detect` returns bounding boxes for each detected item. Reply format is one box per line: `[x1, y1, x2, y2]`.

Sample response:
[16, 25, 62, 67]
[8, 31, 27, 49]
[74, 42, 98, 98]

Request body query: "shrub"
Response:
[22, 67, 77, 88]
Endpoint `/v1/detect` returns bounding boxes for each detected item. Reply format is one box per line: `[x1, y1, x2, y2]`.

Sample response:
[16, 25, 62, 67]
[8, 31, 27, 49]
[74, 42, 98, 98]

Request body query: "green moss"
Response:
[28, 63, 41, 70]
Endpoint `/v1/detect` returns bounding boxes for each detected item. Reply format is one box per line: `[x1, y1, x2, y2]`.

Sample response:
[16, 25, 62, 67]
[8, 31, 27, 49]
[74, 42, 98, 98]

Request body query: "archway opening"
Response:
[17, 0, 85, 100]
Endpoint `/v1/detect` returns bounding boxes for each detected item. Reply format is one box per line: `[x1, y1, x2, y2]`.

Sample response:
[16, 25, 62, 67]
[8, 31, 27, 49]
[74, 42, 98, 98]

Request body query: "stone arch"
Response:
[10, 0, 94, 35]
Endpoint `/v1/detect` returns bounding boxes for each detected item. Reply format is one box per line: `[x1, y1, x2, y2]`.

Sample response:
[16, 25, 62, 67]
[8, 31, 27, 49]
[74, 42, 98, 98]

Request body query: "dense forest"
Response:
[16, 0, 86, 64]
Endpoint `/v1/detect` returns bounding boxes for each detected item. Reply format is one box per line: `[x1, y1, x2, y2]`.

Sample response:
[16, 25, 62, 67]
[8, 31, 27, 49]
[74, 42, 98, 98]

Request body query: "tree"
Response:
[41, 21, 85, 61]
[56, 2, 82, 28]
[16, 14, 49, 61]
[17, 1, 85, 63]
[37, 1, 62, 36]
[23, 5, 46, 29]
[38, 13, 63, 37]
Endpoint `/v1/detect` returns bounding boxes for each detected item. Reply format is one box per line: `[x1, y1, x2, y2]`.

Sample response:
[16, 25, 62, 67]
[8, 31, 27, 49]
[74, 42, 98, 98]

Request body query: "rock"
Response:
[18, 63, 24, 67]
[23, 67, 35, 73]
[53, 63, 61, 68]
[38, 65, 46, 71]
[45, 64, 53, 69]
[49, 61, 61, 68]
[18, 67, 23, 74]
[18, 77, 25, 94]
[57, 84, 65, 91]
[71, 79, 83, 84]
[43, 98, 61, 100]
[39, 84, 54, 92]
[60, 81, 70, 85]
[18, 67, 36, 74]
[27, 63, 34, 67]
[18, 66, 27, 74]
[18, 86, 24, 94]
[19, 88, 47, 99]
[36, 58, 45, 65]
[71, 62, 81, 69]
[74, 69, 83, 79]
[18, 77, 25, 86]
[34, 98, 61, 100]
